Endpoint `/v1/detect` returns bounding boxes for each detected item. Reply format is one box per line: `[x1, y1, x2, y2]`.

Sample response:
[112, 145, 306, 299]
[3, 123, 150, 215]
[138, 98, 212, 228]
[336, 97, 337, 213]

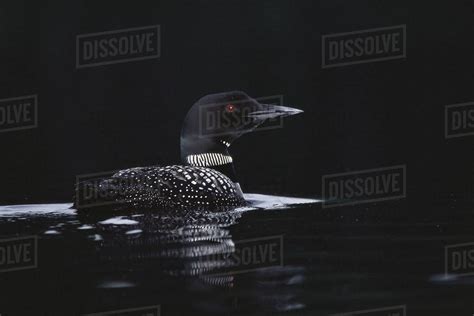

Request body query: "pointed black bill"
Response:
[247, 104, 304, 120]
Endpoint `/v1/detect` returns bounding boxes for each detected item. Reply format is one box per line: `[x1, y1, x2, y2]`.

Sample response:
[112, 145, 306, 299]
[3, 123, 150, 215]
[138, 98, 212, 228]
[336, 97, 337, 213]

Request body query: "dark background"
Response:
[0, 0, 473, 206]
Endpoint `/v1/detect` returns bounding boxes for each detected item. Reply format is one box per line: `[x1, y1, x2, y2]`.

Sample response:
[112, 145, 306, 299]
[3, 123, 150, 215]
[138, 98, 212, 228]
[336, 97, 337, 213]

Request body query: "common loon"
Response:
[74, 91, 303, 211]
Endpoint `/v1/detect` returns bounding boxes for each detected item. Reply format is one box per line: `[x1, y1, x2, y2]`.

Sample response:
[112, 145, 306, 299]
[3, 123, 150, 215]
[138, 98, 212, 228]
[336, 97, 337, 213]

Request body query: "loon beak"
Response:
[247, 104, 304, 120]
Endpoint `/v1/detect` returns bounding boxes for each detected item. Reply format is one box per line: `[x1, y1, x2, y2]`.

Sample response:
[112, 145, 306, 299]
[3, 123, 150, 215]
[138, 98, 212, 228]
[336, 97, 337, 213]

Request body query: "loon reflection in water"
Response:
[1, 195, 316, 281]
[0, 198, 314, 315]
[74, 91, 303, 211]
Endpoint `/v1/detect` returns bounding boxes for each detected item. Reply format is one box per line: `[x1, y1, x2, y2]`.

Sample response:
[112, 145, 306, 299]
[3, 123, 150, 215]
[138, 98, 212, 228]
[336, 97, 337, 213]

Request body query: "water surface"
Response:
[0, 195, 473, 315]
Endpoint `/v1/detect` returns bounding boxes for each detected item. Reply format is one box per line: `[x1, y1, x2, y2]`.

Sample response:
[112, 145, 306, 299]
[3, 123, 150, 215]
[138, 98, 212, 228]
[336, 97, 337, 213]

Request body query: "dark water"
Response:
[1, 198, 474, 316]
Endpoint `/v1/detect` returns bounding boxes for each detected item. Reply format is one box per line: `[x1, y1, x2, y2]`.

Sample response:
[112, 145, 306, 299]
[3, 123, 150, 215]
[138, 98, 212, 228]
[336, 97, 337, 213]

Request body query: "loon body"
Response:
[74, 91, 302, 211]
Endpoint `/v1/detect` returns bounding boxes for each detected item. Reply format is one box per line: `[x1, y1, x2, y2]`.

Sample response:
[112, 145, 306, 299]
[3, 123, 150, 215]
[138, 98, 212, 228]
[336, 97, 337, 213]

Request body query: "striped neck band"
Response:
[186, 153, 233, 167]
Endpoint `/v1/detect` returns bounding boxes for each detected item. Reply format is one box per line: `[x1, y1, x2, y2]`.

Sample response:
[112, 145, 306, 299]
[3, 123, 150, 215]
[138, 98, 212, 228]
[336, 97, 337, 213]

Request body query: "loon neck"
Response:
[184, 152, 237, 182]
[185, 152, 233, 167]
[181, 135, 238, 183]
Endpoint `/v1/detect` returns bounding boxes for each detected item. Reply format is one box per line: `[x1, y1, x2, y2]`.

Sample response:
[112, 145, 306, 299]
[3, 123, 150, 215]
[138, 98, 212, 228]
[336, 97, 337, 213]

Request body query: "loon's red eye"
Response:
[225, 104, 235, 112]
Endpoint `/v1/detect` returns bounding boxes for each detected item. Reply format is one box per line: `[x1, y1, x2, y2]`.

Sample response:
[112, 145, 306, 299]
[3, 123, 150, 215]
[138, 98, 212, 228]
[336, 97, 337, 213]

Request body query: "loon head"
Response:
[180, 91, 303, 181]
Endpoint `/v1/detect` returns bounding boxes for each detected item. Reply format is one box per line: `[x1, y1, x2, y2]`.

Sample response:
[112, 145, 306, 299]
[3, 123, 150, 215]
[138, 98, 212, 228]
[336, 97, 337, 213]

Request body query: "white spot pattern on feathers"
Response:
[108, 165, 243, 208]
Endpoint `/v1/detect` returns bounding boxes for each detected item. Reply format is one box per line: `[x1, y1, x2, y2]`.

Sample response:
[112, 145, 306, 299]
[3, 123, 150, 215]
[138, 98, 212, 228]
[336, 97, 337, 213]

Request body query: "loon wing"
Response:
[74, 165, 246, 211]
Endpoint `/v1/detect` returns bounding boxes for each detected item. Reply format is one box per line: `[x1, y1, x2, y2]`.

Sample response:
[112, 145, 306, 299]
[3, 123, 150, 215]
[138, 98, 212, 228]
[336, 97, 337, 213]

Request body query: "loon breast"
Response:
[75, 165, 246, 211]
